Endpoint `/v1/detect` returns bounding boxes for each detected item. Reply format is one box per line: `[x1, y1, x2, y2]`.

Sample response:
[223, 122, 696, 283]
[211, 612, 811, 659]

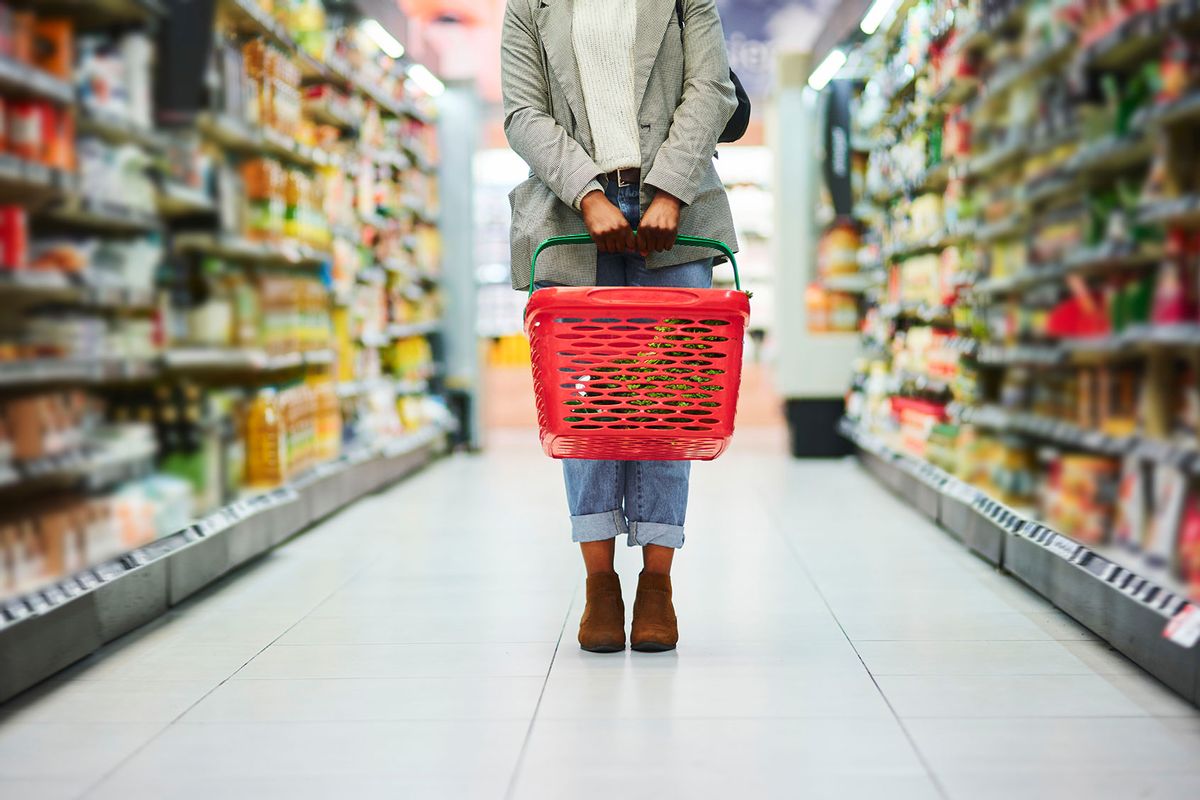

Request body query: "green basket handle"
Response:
[528, 234, 740, 299]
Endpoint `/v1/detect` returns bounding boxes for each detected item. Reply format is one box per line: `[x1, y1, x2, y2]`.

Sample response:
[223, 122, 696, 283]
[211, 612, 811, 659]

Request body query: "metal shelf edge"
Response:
[0, 426, 448, 702]
[841, 420, 1200, 705]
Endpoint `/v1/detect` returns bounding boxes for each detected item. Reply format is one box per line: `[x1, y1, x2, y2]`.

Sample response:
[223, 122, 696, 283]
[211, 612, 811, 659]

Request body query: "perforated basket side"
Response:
[526, 287, 749, 461]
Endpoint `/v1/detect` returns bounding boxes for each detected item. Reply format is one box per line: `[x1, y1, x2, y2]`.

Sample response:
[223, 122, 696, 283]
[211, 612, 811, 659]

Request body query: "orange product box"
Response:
[33, 18, 73, 78]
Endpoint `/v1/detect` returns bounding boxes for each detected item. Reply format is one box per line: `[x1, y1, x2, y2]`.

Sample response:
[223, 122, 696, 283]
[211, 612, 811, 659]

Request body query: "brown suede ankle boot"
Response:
[578, 572, 625, 653]
[631, 571, 678, 652]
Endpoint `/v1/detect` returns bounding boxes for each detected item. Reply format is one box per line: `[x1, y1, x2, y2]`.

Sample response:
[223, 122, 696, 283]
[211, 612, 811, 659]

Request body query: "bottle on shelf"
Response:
[245, 389, 284, 488]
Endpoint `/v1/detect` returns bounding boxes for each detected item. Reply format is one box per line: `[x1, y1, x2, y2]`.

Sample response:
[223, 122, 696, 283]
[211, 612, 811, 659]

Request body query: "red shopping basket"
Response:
[524, 234, 750, 461]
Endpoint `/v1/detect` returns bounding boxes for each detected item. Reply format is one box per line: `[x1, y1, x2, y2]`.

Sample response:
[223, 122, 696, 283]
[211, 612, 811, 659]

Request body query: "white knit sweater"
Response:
[573, 0, 642, 176]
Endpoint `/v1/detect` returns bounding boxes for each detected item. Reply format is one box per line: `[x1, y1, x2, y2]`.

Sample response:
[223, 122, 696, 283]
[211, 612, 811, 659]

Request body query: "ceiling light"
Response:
[808, 49, 847, 91]
[860, 0, 900, 35]
[407, 63, 445, 97]
[361, 18, 405, 59]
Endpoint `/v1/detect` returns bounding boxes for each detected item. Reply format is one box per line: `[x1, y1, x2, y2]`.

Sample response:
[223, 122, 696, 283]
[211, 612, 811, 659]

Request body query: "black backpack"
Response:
[675, 0, 751, 143]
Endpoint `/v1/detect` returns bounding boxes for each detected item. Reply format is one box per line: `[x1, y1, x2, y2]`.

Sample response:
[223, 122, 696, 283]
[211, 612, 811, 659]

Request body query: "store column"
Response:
[437, 79, 483, 450]
[772, 51, 859, 457]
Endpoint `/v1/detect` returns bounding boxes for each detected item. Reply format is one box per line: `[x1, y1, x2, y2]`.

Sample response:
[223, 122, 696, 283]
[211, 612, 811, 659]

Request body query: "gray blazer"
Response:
[501, 0, 740, 290]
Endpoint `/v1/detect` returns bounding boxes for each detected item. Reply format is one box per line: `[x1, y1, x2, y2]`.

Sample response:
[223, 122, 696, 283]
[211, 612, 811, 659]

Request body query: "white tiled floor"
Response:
[2, 430, 1200, 799]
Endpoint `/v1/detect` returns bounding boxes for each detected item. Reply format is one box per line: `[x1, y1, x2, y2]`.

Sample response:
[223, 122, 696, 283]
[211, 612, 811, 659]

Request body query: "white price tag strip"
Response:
[1163, 605, 1200, 649]
[1047, 535, 1082, 562]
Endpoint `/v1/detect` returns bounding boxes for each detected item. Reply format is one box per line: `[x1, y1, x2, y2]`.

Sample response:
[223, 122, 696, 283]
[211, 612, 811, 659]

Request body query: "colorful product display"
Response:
[0, 1, 447, 605]
[839, 0, 1200, 598]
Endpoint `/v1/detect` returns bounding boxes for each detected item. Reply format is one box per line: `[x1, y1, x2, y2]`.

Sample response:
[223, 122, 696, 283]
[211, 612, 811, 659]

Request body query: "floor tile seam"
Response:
[75, 544, 386, 799]
[145, 715, 574, 725]
[212, 675, 557, 683]
[503, 578, 580, 800]
[511, 714, 912, 723]
[759, 483, 953, 800]
[143, 713, 927, 725]
[922, 766, 1200, 775]
[867, 672, 1131, 678]
[229, 672, 555, 680]
[266, 640, 564, 647]
[848, 638, 1094, 643]
[894, 714, 1179, 720]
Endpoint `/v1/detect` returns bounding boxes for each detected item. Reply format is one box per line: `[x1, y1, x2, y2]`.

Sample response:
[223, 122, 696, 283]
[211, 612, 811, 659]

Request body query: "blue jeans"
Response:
[542, 179, 713, 550]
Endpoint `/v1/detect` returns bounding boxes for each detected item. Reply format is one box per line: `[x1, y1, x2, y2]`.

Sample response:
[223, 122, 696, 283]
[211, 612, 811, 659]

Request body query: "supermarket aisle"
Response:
[2, 432, 1200, 800]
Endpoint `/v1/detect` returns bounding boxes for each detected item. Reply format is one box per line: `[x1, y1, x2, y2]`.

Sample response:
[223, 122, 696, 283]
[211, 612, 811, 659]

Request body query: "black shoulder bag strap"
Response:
[674, 0, 751, 144]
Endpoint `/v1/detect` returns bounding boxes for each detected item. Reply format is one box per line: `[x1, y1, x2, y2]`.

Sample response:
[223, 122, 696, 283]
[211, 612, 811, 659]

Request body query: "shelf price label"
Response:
[2, 601, 31, 624]
[1163, 605, 1200, 649]
[1047, 534, 1082, 562]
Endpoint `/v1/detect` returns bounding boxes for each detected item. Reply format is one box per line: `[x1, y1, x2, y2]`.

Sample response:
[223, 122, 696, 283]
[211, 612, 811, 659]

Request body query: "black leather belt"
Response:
[604, 167, 641, 188]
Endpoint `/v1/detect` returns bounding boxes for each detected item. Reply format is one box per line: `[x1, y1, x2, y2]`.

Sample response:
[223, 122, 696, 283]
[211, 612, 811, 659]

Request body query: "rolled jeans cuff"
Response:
[571, 510, 628, 543]
[628, 522, 685, 549]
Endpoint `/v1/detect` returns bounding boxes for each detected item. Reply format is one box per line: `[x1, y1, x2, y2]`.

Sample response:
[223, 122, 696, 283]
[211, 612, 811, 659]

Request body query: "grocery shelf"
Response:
[0, 272, 156, 311]
[0, 359, 93, 387]
[77, 107, 164, 150]
[2, 439, 158, 496]
[958, 404, 1134, 458]
[174, 232, 331, 267]
[974, 214, 1027, 243]
[221, 0, 299, 53]
[0, 357, 162, 388]
[0, 270, 82, 304]
[0, 155, 72, 203]
[979, 35, 1075, 102]
[1024, 172, 1079, 207]
[932, 74, 979, 107]
[324, 55, 407, 119]
[304, 97, 357, 130]
[0, 55, 73, 104]
[25, 0, 164, 28]
[880, 302, 953, 325]
[161, 348, 335, 373]
[38, 197, 162, 235]
[974, 244, 1161, 297]
[967, 140, 1025, 178]
[1146, 89, 1200, 128]
[388, 320, 441, 339]
[823, 273, 882, 294]
[884, 229, 960, 260]
[974, 342, 1064, 367]
[213, 2, 410, 120]
[1067, 132, 1153, 175]
[336, 377, 393, 398]
[1080, 0, 1200, 72]
[957, 401, 1200, 472]
[1139, 195, 1200, 228]
[394, 379, 431, 395]
[0, 424, 448, 703]
[841, 420, 1200, 706]
[198, 112, 334, 170]
[157, 181, 217, 217]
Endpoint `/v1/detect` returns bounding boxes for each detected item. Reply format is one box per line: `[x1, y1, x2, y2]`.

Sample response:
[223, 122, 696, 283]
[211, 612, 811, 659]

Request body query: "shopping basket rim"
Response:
[524, 285, 752, 322]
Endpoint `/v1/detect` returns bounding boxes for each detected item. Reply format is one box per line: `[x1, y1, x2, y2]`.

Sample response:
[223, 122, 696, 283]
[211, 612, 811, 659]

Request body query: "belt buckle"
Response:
[616, 168, 632, 188]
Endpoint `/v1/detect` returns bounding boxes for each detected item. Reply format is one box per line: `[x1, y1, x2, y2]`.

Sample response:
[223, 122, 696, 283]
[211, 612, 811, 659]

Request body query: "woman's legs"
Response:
[581, 539, 617, 575]
[563, 458, 627, 572]
[643, 546, 674, 576]
[564, 250, 715, 574]
[622, 255, 714, 578]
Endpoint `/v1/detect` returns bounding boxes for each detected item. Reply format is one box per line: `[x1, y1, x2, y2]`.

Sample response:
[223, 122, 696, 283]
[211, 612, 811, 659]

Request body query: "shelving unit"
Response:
[819, 0, 1200, 702]
[0, 0, 453, 691]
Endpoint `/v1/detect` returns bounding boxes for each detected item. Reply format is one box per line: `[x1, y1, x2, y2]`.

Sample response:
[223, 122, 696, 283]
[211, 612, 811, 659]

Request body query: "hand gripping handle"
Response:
[528, 234, 740, 299]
